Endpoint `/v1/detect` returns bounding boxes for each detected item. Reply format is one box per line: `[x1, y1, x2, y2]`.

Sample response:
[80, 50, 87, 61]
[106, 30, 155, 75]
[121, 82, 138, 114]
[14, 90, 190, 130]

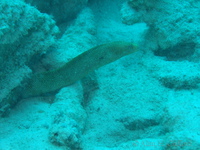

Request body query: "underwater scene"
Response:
[0, 0, 200, 149]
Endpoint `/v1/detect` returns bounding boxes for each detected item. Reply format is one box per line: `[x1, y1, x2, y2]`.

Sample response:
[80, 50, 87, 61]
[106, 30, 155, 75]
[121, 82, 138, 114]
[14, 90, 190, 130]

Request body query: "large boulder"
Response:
[0, 0, 58, 116]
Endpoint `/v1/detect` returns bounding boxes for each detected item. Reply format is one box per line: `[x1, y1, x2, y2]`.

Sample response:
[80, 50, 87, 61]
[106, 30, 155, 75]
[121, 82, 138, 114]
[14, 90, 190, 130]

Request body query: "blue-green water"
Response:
[0, 0, 200, 149]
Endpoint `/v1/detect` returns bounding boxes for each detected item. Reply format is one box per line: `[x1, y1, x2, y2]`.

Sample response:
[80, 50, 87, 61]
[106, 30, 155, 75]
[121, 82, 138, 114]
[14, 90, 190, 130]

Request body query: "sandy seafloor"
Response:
[0, 0, 200, 150]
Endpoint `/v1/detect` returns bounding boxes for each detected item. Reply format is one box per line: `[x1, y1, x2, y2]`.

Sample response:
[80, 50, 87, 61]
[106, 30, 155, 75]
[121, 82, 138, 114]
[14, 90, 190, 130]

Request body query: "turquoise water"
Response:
[0, 0, 200, 149]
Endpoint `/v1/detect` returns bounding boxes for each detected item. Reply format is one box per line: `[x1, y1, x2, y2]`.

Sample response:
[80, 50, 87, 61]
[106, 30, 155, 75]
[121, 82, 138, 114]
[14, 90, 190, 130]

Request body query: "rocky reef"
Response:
[121, 0, 200, 54]
[0, 0, 58, 116]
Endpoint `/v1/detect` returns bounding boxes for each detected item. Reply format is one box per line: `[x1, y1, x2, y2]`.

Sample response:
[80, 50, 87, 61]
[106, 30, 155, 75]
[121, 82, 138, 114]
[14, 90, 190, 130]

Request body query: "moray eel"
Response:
[23, 41, 138, 98]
